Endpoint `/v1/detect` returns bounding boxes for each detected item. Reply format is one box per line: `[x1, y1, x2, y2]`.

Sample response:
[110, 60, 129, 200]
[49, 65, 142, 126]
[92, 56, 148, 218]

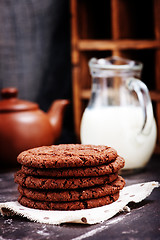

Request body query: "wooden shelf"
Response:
[150, 91, 160, 102]
[70, 0, 160, 152]
[80, 89, 91, 100]
[78, 39, 160, 51]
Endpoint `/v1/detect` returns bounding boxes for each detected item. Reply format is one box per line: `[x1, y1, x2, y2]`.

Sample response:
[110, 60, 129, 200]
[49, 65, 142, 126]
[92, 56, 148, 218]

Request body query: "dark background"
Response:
[0, 0, 76, 143]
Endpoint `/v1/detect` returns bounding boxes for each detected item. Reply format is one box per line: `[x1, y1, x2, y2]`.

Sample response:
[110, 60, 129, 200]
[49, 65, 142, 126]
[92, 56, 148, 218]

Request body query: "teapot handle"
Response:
[126, 78, 154, 135]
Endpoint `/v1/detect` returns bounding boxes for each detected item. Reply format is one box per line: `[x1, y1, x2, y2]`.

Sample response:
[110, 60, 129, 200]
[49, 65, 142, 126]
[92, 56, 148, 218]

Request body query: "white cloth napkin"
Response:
[0, 181, 159, 225]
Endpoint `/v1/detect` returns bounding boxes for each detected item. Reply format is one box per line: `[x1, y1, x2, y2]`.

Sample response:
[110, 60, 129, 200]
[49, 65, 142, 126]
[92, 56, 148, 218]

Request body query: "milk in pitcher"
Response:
[80, 106, 157, 170]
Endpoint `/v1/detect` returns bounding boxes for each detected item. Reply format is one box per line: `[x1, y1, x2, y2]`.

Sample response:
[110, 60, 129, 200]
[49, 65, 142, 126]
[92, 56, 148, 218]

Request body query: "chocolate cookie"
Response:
[21, 156, 124, 178]
[18, 176, 125, 202]
[17, 144, 117, 168]
[14, 170, 118, 190]
[18, 192, 119, 210]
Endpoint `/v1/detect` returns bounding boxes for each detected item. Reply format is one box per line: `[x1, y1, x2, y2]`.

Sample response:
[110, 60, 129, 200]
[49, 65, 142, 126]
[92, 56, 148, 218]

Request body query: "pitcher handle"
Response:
[127, 78, 154, 135]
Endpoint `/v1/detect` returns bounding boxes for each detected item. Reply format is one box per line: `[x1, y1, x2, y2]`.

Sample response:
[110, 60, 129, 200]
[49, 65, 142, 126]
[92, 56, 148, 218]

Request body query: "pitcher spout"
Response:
[47, 99, 70, 142]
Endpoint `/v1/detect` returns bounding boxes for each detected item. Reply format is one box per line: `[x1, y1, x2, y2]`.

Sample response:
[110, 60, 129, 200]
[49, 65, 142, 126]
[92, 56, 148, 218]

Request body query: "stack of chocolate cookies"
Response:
[14, 144, 125, 210]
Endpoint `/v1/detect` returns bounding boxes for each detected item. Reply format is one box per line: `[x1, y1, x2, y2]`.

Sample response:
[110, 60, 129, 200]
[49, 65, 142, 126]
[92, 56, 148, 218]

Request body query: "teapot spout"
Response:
[47, 99, 70, 142]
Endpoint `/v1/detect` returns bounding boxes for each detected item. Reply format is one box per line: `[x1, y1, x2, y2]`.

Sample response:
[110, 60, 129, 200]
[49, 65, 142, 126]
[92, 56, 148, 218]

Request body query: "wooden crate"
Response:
[70, 0, 160, 152]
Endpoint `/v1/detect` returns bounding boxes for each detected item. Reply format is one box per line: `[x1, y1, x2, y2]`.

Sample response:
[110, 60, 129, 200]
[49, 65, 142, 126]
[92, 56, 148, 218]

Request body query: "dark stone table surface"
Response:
[0, 155, 159, 240]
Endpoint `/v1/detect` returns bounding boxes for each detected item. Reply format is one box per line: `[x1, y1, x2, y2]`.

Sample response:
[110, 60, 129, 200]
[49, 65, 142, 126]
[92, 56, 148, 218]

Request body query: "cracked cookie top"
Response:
[17, 144, 117, 168]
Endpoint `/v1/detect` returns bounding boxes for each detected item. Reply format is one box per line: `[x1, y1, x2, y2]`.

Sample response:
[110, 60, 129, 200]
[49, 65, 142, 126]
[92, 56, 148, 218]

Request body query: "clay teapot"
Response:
[0, 87, 69, 167]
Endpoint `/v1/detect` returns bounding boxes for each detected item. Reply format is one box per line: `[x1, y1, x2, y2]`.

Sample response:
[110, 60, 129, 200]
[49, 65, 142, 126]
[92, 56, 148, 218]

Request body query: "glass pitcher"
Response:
[80, 56, 157, 173]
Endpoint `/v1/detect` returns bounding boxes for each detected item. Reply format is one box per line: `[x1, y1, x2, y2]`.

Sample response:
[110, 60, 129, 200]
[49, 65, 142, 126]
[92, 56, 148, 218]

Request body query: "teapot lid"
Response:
[0, 88, 38, 112]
